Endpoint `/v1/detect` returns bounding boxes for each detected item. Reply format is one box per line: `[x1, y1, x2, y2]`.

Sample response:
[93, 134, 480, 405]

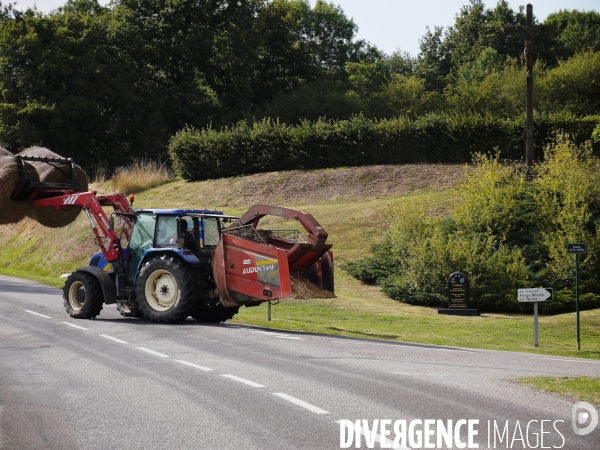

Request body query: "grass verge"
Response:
[515, 377, 600, 406]
[232, 272, 600, 360]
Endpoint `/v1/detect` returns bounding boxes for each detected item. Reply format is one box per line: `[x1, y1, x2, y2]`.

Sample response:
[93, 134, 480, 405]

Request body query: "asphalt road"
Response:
[1, 274, 599, 450]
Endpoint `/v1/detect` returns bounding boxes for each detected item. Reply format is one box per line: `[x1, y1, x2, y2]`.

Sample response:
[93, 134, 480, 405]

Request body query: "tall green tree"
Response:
[415, 26, 451, 91]
[0, 1, 135, 168]
[539, 9, 600, 65]
[415, 1, 525, 91]
[0, 0, 370, 168]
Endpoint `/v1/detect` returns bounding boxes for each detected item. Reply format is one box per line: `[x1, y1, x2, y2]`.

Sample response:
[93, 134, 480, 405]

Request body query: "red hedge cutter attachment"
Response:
[212, 205, 333, 307]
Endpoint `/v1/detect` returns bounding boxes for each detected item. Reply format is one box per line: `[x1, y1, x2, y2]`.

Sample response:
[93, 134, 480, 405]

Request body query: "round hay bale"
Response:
[19, 147, 89, 228]
[0, 149, 40, 225]
[0, 147, 13, 158]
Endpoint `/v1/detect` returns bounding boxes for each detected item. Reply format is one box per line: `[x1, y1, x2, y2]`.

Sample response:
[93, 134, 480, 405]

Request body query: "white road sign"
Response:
[518, 288, 553, 302]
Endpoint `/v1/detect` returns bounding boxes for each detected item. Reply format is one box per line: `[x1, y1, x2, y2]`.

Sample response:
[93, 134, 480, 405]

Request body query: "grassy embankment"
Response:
[0, 164, 598, 360]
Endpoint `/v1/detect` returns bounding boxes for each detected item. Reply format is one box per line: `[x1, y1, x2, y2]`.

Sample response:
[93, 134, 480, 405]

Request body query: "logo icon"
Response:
[571, 401, 598, 436]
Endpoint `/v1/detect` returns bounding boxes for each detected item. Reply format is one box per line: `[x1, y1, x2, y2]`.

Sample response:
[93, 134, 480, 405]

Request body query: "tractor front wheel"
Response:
[63, 272, 104, 319]
[136, 255, 196, 323]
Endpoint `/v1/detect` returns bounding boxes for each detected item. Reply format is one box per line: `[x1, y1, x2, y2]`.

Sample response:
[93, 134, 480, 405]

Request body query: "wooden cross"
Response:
[503, 4, 555, 169]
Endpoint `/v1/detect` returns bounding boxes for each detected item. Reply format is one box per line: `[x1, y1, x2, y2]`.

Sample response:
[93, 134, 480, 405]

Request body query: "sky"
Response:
[10, 0, 600, 56]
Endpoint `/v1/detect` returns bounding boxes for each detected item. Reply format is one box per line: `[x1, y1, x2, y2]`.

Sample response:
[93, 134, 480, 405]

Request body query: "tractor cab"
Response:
[125, 209, 238, 282]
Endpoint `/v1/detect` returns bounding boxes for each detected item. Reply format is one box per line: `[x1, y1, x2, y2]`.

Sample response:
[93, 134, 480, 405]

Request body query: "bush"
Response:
[380, 177, 530, 312]
[344, 136, 600, 313]
[592, 124, 600, 143]
[169, 113, 600, 180]
[533, 134, 600, 286]
[342, 241, 399, 285]
[538, 51, 600, 116]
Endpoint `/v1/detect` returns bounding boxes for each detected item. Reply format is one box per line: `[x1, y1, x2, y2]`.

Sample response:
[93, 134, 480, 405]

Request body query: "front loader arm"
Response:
[32, 192, 133, 262]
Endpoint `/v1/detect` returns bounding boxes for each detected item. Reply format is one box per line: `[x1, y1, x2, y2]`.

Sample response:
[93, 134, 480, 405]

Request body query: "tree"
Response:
[537, 50, 600, 116]
[416, 26, 451, 91]
[414, 1, 526, 90]
[539, 9, 600, 64]
[0, 2, 132, 168]
[301, 0, 365, 77]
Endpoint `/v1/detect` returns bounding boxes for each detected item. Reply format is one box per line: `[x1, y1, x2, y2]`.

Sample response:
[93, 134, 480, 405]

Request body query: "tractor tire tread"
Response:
[62, 271, 104, 319]
[136, 254, 196, 323]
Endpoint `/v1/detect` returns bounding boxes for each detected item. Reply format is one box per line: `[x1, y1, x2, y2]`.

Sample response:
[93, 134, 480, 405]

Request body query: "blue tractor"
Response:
[63, 205, 242, 323]
[58, 194, 334, 324]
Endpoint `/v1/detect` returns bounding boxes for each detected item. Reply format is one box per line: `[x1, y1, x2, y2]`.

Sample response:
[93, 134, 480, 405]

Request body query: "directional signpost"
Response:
[567, 243, 587, 350]
[518, 288, 553, 347]
[518, 288, 553, 303]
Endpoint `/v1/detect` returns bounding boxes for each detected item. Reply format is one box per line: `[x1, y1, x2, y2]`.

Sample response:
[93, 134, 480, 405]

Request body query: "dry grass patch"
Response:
[143, 164, 469, 210]
[110, 159, 174, 194]
[90, 159, 174, 194]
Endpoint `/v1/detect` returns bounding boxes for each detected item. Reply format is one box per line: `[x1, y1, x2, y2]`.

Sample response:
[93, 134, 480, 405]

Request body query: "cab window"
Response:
[202, 218, 220, 247]
[129, 213, 155, 251]
[155, 216, 178, 247]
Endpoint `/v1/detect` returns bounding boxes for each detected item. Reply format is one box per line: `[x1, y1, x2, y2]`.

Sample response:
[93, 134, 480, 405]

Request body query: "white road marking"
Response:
[61, 322, 90, 331]
[415, 347, 471, 352]
[100, 334, 128, 344]
[391, 372, 446, 377]
[331, 339, 472, 352]
[221, 374, 265, 387]
[250, 330, 304, 340]
[136, 347, 169, 358]
[175, 360, 213, 371]
[335, 420, 411, 449]
[25, 310, 51, 319]
[529, 356, 600, 364]
[273, 393, 329, 414]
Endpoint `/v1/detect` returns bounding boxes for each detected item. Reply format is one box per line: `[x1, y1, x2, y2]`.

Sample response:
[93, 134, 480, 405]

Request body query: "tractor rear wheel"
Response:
[136, 255, 196, 323]
[191, 303, 240, 323]
[63, 272, 104, 319]
[116, 300, 143, 318]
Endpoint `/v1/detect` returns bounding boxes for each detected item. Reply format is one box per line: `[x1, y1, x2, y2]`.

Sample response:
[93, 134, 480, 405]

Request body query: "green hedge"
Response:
[169, 112, 600, 180]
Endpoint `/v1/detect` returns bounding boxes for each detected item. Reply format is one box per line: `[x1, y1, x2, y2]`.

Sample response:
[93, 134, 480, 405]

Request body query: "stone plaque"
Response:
[448, 272, 469, 309]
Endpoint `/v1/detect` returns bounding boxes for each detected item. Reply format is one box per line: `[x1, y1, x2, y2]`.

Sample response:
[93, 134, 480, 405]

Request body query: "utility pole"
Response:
[503, 4, 555, 169]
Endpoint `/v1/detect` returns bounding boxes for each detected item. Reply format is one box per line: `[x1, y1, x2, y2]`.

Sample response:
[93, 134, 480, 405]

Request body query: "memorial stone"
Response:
[438, 272, 480, 316]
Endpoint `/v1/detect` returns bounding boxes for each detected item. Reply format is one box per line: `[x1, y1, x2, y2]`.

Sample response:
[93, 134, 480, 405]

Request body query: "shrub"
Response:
[342, 241, 399, 285]
[452, 151, 528, 240]
[380, 197, 529, 311]
[593, 124, 600, 143]
[344, 136, 600, 313]
[169, 113, 600, 180]
[533, 134, 600, 285]
[538, 51, 600, 116]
